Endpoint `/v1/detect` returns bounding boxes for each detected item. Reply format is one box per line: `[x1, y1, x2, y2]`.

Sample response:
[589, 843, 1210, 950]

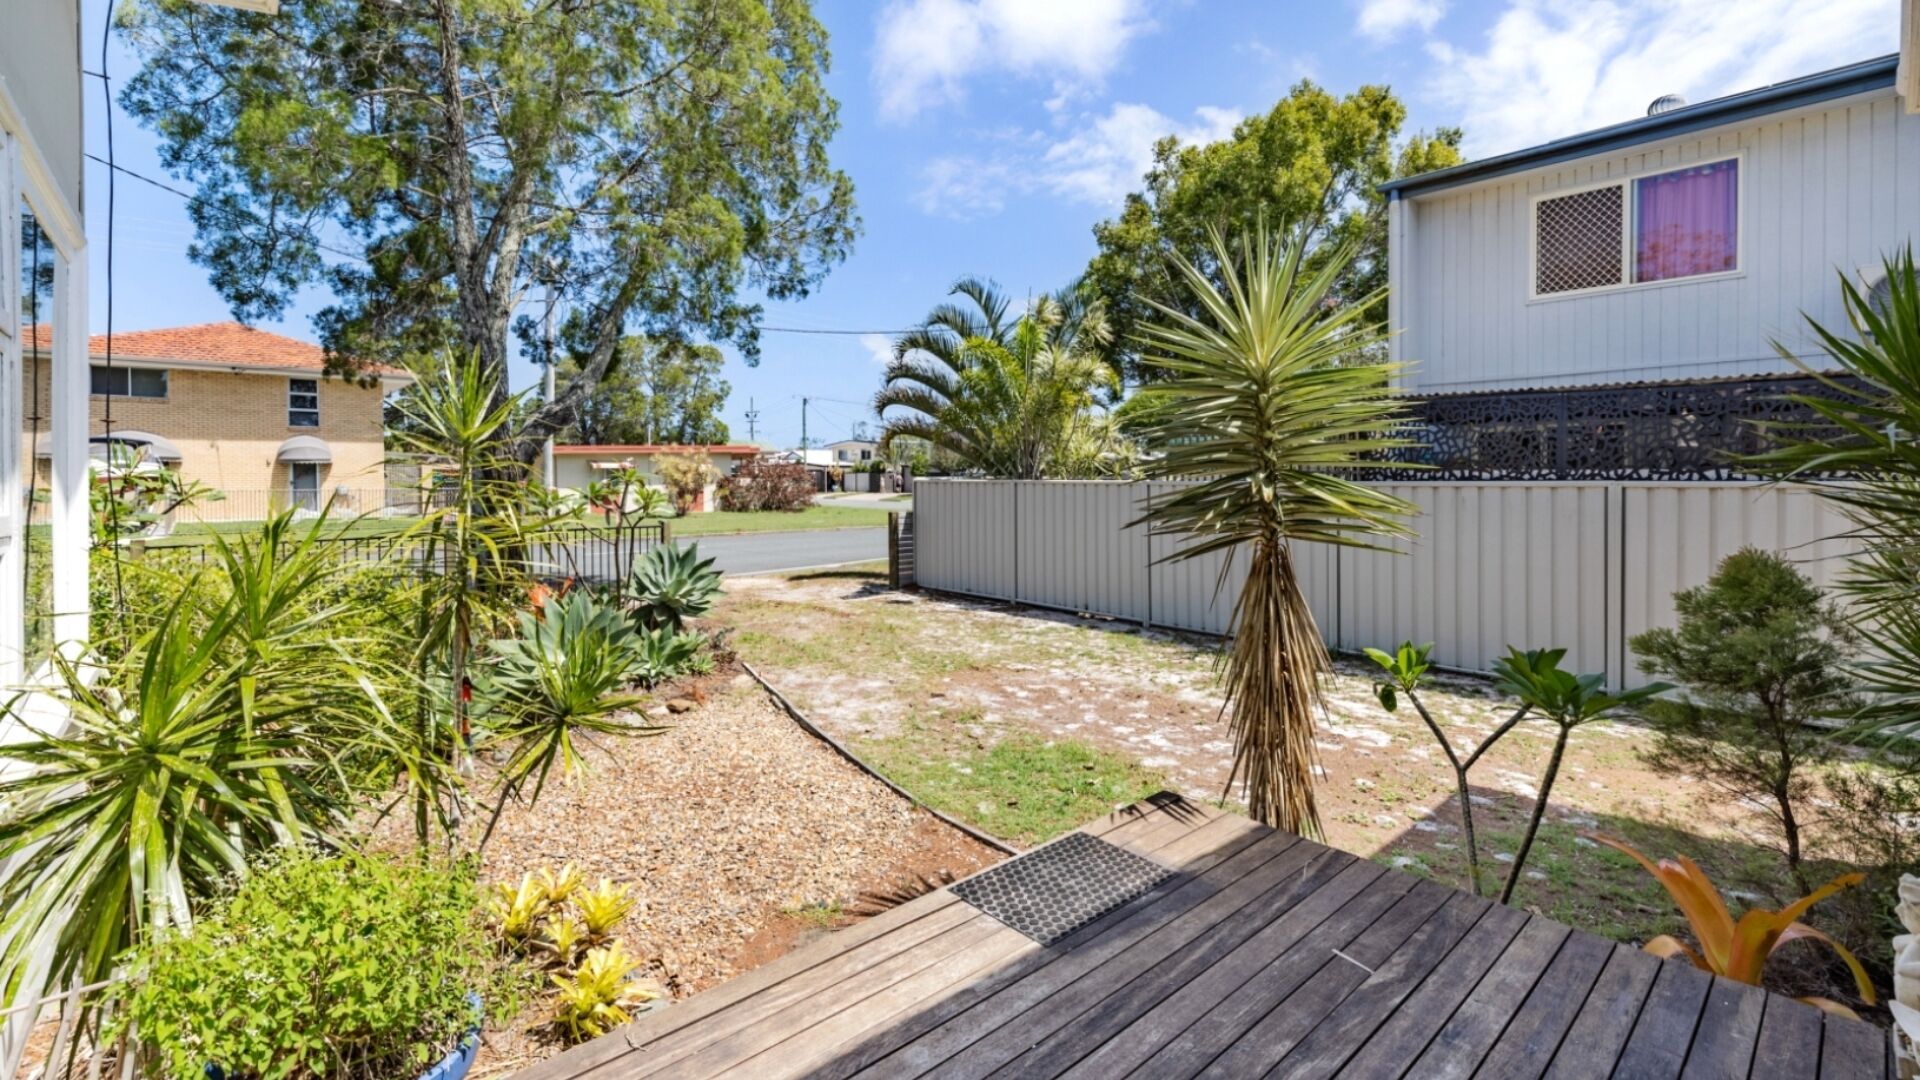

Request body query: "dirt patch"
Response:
[451, 664, 1000, 1077]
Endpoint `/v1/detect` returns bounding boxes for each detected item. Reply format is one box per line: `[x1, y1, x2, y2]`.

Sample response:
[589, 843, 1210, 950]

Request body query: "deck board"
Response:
[512, 793, 1887, 1080]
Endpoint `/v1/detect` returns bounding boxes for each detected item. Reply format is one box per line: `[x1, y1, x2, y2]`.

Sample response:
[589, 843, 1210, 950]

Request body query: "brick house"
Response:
[24, 322, 412, 518]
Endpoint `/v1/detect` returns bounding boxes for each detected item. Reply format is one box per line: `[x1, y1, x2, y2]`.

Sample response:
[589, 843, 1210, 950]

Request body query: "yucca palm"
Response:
[1134, 222, 1420, 835]
[1747, 248, 1920, 741]
[0, 514, 412, 1027]
[877, 281, 1121, 478]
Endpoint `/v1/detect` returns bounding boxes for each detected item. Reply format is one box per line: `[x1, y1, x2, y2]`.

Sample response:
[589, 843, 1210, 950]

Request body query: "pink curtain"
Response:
[1635, 161, 1737, 282]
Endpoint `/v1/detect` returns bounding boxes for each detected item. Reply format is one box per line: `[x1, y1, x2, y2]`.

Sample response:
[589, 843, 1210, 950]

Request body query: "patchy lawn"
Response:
[664, 504, 886, 536]
[710, 566, 1896, 1006]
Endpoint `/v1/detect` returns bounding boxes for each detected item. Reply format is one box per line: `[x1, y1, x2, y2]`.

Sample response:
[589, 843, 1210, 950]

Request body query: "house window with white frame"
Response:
[89, 365, 167, 398]
[288, 377, 319, 427]
[1533, 159, 1739, 296]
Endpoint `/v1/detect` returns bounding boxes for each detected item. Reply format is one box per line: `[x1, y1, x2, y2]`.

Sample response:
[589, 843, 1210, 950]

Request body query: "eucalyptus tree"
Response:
[118, 0, 856, 463]
[876, 281, 1122, 478]
[1134, 223, 1419, 836]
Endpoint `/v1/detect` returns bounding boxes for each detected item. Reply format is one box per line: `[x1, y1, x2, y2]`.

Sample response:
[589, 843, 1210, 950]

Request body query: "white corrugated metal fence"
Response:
[912, 479, 1852, 688]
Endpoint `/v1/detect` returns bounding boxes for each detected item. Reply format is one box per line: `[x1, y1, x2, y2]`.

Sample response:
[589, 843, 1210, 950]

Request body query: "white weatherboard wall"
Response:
[1396, 87, 1920, 393]
[912, 479, 1851, 688]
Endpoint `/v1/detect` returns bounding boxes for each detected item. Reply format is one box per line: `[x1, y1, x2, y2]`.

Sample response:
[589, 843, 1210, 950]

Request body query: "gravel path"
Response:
[470, 668, 1001, 1074]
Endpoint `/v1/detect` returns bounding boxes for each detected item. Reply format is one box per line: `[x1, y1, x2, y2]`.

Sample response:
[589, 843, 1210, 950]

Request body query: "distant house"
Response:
[25, 322, 411, 516]
[551, 443, 761, 512]
[1382, 53, 1920, 480]
[824, 438, 877, 465]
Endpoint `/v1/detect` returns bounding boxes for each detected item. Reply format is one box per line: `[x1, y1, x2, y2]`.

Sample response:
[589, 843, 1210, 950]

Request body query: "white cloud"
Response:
[1425, 0, 1896, 157]
[873, 0, 1153, 121]
[861, 333, 897, 367]
[1041, 104, 1242, 205]
[1355, 0, 1446, 42]
[914, 103, 1240, 218]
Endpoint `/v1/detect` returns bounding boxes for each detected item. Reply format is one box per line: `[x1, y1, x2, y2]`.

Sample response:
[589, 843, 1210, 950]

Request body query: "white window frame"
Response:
[288, 376, 320, 427]
[1527, 152, 1745, 302]
[89, 364, 168, 399]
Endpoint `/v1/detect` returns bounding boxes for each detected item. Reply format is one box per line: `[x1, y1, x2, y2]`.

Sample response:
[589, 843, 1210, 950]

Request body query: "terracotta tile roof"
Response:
[23, 322, 410, 379]
[553, 444, 764, 456]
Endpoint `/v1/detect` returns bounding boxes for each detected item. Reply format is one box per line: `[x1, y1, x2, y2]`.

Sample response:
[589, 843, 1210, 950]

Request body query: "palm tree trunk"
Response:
[1223, 538, 1329, 837]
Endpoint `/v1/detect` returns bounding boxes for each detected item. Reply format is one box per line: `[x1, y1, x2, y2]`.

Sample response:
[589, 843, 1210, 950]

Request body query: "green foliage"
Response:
[1084, 82, 1463, 380]
[118, 0, 855, 454]
[551, 941, 659, 1045]
[476, 592, 664, 820]
[1628, 548, 1855, 885]
[627, 543, 725, 632]
[89, 446, 224, 544]
[0, 514, 417, 1012]
[630, 626, 708, 689]
[1746, 249, 1920, 744]
[113, 849, 504, 1080]
[653, 454, 717, 516]
[1133, 221, 1419, 835]
[877, 280, 1126, 478]
[574, 880, 637, 942]
[562, 333, 731, 446]
[1489, 647, 1669, 903]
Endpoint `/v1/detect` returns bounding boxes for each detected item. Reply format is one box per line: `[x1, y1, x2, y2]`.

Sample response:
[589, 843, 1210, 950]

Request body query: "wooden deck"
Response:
[517, 793, 1895, 1079]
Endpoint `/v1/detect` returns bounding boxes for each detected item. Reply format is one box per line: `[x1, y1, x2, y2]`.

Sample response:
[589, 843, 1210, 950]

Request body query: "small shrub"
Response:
[631, 626, 706, 688]
[626, 543, 724, 631]
[720, 458, 815, 511]
[114, 849, 508, 1080]
[1627, 548, 1855, 889]
[652, 453, 716, 515]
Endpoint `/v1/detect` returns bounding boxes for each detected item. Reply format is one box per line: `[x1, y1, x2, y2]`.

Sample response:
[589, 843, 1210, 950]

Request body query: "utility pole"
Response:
[745, 398, 759, 442]
[801, 396, 809, 452]
[541, 278, 557, 488]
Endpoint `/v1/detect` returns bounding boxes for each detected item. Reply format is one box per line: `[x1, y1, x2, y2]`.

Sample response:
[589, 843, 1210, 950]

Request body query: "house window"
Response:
[1533, 159, 1739, 297]
[90, 365, 168, 399]
[1634, 160, 1738, 282]
[288, 378, 319, 427]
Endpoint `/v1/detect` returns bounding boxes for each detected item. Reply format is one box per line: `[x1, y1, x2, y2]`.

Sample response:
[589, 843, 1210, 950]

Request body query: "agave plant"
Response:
[1132, 221, 1420, 836]
[552, 942, 661, 1044]
[631, 626, 706, 688]
[626, 543, 724, 632]
[1589, 836, 1876, 1017]
[474, 592, 665, 848]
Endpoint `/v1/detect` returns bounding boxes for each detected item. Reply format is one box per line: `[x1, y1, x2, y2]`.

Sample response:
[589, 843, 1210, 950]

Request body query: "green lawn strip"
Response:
[851, 714, 1168, 847]
[661, 505, 887, 536]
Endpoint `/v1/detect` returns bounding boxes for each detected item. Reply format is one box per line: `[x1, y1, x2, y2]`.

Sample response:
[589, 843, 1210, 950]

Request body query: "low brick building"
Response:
[25, 322, 412, 519]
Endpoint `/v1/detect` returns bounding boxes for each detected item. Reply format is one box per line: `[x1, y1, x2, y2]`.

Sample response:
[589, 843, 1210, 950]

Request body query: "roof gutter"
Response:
[1381, 54, 1899, 200]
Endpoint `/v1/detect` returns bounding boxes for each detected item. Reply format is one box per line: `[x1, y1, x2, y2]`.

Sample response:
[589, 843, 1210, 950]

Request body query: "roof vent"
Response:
[1647, 93, 1688, 116]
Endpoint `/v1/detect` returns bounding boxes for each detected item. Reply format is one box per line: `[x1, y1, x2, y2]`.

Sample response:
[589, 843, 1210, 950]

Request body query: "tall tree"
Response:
[563, 336, 731, 446]
[1085, 82, 1462, 381]
[118, 0, 857, 462]
[876, 279, 1123, 478]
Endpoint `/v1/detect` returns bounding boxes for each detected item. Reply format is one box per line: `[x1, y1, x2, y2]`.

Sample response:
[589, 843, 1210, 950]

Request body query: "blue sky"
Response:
[76, 0, 1898, 449]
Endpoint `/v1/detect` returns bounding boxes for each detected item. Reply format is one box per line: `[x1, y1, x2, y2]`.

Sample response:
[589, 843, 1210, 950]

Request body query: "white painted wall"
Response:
[1394, 88, 1920, 392]
[912, 479, 1853, 690]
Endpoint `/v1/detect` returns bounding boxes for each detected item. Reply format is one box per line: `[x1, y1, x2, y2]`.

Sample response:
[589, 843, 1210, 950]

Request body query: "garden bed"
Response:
[457, 664, 1002, 1076]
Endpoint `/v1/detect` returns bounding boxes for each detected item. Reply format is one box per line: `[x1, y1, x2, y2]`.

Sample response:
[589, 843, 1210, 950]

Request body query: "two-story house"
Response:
[24, 321, 411, 518]
[1382, 53, 1920, 480]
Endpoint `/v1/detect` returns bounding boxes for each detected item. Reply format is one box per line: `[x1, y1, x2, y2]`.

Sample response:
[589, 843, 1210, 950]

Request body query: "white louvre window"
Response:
[289, 377, 320, 427]
[90, 366, 168, 398]
[1534, 185, 1626, 295]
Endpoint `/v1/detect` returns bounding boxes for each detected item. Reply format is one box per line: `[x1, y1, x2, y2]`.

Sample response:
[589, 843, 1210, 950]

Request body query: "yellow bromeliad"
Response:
[1590, 835, 1876, 1017]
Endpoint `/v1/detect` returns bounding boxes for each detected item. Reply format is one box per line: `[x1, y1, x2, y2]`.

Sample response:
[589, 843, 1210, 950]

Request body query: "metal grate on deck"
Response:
[951, 831, 1172, 945]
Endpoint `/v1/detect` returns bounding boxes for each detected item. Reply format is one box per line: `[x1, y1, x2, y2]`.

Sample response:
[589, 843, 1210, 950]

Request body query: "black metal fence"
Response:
[152, 522, 668, 586]
[1360, 373, 1860, 481]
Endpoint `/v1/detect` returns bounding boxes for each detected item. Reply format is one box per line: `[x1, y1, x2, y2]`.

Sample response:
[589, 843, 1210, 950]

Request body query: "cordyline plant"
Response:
[1134, 221, 1420, 836]
[1589, 836, 1876, 1017]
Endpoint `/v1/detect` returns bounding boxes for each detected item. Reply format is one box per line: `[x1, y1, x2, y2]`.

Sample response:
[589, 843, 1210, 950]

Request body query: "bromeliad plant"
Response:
[627, 542, 724, 632]
[552, 942, 661, 1044]
[1589, 836, 1877, 1017]
[1134, 221, 1420, 836]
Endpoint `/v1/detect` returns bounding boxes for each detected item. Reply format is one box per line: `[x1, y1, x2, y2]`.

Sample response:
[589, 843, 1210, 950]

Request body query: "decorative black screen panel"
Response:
[1362, 374, 1861, 482]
